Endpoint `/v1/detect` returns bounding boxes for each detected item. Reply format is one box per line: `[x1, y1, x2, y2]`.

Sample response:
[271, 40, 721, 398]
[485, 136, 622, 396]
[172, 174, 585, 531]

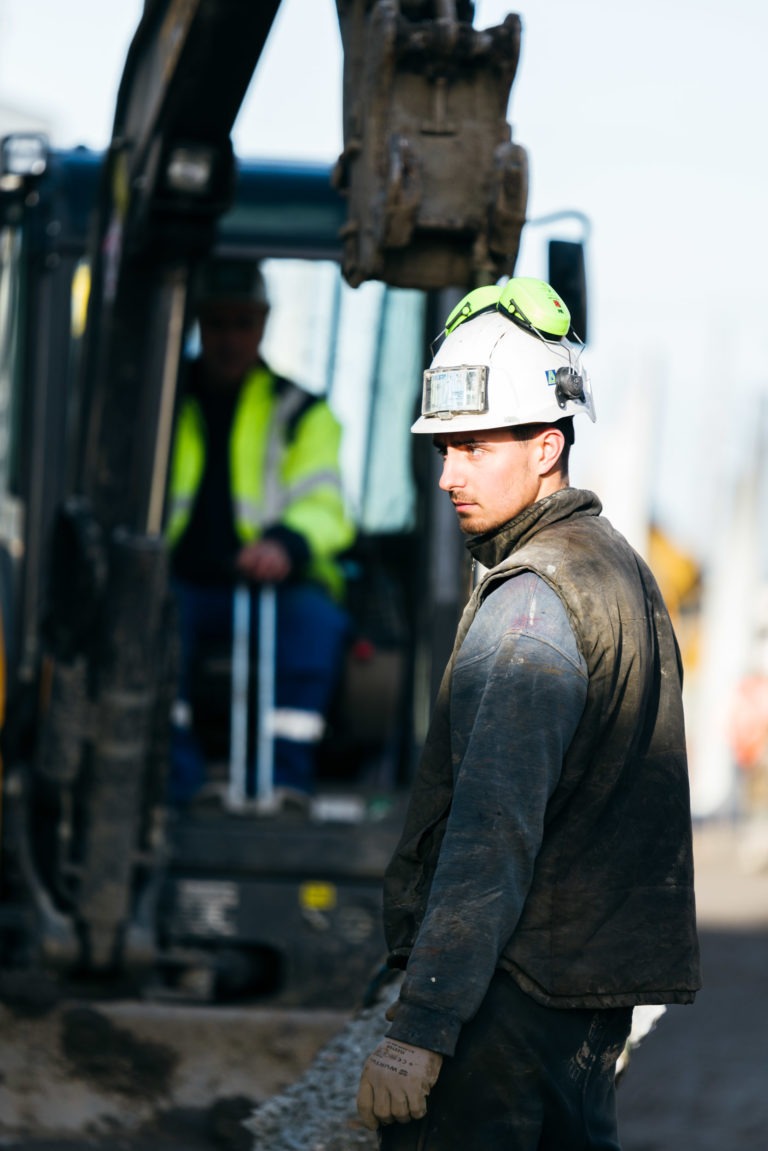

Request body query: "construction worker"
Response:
[357, 279, 701, 1148]
[166, 257, 355, 807]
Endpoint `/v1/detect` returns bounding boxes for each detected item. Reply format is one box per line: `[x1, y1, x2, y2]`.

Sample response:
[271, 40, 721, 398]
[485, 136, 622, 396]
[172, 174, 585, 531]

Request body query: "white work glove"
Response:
[356, 1037, 443, 1130]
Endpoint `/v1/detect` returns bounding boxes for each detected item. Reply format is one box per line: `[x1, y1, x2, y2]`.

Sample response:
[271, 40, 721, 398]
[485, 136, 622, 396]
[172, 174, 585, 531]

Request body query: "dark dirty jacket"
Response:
[384, 487, 701, 1056]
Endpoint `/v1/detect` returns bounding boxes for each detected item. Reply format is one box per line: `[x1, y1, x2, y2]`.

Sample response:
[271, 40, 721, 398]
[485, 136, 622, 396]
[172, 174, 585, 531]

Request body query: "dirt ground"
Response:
[2, 819, 767, 1151]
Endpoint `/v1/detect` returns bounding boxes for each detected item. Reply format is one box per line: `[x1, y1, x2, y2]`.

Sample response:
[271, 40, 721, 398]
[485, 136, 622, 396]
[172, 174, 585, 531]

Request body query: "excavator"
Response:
[0, 0, 586, 1135]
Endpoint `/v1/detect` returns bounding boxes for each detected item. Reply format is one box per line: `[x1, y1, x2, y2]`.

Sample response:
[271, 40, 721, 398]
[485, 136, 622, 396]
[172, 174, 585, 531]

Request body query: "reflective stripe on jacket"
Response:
[166, 366, 355, 598]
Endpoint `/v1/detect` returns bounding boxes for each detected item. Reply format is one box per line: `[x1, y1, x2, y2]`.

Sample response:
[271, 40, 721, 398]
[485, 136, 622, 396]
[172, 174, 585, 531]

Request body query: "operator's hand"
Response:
[235, 539, 292, 583]
[356, 1038, 443, 1130]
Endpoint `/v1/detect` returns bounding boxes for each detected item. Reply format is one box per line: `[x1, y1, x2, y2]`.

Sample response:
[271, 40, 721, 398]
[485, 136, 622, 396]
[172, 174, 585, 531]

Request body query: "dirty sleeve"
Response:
[386, 572, 588, 1056]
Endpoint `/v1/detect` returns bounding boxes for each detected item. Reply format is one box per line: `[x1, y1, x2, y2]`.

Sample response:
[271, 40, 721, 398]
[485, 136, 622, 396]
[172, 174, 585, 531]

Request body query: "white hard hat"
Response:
[411, 279, 595, 435]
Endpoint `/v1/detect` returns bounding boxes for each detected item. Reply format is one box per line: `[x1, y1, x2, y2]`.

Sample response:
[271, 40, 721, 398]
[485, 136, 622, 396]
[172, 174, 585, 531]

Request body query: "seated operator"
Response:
[165, 257, 355, 808]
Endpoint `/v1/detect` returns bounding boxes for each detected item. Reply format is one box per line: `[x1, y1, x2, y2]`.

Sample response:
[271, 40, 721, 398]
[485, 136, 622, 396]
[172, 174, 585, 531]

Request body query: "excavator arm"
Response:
[79, 0, 283, 535]
[28, 0, 287, 973]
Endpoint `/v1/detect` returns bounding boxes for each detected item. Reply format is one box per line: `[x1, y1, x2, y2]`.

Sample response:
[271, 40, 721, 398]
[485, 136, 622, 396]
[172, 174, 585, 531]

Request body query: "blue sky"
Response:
[1, 0, 766, 563]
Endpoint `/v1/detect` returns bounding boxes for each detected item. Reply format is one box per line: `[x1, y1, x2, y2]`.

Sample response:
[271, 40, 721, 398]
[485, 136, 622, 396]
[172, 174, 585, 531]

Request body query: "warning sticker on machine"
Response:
[176, 880, 240, 937]
[299, 881, 337, 911]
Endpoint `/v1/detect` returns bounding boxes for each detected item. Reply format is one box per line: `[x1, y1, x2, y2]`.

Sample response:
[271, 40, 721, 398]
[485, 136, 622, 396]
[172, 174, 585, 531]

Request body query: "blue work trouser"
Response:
[380, 971, 632, 1151]
[170, 578, 350, 802]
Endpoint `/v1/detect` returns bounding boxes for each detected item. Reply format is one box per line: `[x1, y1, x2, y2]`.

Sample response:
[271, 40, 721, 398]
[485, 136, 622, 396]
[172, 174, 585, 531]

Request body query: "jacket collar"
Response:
[467, 488, 602, 570]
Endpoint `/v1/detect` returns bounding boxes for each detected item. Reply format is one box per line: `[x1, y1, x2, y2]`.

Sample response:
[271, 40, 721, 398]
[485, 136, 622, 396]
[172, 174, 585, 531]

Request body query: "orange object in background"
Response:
[729, 674, 768, 770]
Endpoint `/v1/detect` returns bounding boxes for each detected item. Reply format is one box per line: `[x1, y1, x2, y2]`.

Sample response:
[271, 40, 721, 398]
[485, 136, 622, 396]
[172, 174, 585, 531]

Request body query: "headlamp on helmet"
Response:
[422, 365, 489, 419]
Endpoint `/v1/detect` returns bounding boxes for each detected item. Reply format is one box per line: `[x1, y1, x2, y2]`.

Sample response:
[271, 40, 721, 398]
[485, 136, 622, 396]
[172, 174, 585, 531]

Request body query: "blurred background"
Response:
[2, 0, 767, 822]
[2, 7, 768, 1150]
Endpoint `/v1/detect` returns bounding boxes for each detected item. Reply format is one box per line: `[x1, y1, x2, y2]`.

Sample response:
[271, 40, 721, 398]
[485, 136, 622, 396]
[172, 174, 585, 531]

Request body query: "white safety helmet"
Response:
[411, 277, 595, 435]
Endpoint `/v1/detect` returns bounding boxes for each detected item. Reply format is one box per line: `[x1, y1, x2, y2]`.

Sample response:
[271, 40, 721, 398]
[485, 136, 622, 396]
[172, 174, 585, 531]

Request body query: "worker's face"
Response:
[434, 426, 561, 535]
[198, 300, 268, 386]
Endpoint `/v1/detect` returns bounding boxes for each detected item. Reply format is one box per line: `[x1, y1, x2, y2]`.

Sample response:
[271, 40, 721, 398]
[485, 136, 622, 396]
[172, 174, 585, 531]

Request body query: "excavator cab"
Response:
[0, 141, 467, 1004]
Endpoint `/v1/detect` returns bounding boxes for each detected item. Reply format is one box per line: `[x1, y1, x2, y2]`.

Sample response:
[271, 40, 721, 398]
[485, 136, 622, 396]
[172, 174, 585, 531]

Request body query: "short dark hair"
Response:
[195, 258, 269, 308]
[510, 417, 573, 470]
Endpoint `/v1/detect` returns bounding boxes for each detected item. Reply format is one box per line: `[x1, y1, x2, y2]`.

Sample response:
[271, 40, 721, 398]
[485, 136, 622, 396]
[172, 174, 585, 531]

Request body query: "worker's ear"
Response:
[536, 426, 566, 476]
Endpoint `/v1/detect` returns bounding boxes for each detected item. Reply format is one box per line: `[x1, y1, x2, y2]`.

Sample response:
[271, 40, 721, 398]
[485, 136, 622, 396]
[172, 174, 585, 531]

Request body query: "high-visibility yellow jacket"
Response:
[166, 365, 355, 599]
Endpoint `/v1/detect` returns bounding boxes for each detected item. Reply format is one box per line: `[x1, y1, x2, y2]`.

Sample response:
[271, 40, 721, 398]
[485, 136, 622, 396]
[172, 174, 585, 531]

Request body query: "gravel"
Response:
[245, 978, 401, 1151]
